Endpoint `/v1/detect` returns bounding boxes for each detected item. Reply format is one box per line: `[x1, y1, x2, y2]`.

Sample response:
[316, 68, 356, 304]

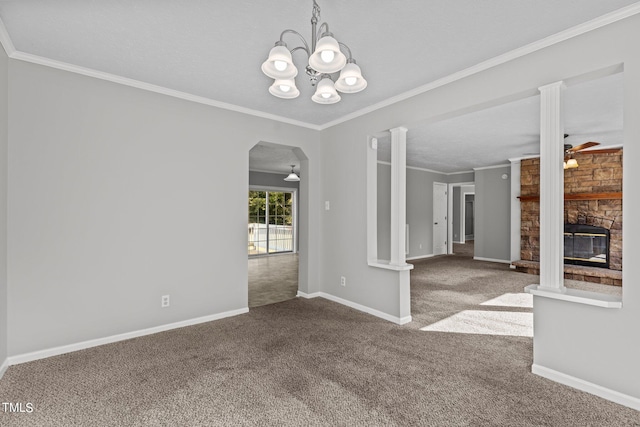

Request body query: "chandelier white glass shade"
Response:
[312, 75, 341, 104]
[308, 34, 347, 73]
[261, 0, 366, 104]
[269, 79, 300, 99]
[284, 165, 301, 182]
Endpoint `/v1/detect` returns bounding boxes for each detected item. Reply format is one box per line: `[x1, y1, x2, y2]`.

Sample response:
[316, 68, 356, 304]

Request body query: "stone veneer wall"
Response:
[520, 150, 623, 271]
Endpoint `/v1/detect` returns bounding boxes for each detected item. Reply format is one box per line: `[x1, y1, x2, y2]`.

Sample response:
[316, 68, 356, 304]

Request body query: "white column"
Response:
[510, 159, 521, 263]
[390, 127, 408, 266]
[538, 82, 566, 292]
[366, 137, 378, 262]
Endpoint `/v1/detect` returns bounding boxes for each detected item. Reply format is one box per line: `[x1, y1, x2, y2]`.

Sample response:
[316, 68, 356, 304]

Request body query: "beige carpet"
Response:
[1, 256, 638, 426]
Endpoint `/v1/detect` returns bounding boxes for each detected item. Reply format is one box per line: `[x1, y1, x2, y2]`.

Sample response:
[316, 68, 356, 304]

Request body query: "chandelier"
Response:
[260, 0, 367, 104]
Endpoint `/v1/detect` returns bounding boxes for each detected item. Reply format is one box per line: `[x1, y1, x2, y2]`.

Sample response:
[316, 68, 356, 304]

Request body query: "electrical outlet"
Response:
[419, 243, 422, 249]
[325, 201, 330, 210]
[340, 276, 346, 287]
[161, 295, 170, 308]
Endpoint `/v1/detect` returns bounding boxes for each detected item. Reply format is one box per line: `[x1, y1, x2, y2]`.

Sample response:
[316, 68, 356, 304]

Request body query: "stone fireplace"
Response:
[515, 149, 622, 286]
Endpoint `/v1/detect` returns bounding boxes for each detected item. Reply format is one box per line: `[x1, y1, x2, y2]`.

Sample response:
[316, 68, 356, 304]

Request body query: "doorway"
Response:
[464, 194, 475, 241]
[248, 141, 306, 308]
[433, 182, 447, 256]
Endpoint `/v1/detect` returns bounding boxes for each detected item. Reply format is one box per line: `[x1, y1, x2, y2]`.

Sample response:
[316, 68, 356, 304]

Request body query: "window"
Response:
[248, 190, 294, 255]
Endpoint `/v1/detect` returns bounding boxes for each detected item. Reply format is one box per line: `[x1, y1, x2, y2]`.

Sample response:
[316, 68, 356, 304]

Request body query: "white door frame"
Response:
[447, 181, 475, 254]
[433, 182, 448, 256]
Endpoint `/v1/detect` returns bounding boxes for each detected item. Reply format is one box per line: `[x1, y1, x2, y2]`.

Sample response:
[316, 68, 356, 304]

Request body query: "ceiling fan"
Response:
[563, 134, 600, 169]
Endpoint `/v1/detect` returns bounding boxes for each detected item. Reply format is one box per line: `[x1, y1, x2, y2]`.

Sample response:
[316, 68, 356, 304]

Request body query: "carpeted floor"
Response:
[1, 256, 637, 426]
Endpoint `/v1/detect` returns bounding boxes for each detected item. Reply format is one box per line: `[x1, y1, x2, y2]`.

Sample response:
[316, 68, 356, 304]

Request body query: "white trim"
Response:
[406, 254, 435, 261]
[317, 3, 640, 130]
[407, 165, 448, 175]
[296, 291, 321, 299]
[0, 17, 16, 56]
[10, 50, 322, 131]
[378, 161, 475, 176]
[510, 160, 522, 262]
[473, 256, 511, 264]
[7, 308, 248, 366]
[473, 163, 511, 171]
[531, 364, 640, 411]
[446, 170, 476, 176]
[368, 260, 414, 271]
[2, 5, 640, 131]
[319, 292, 412, 325]
[525, 284, 622, 308]
[0, 358, 9, 379]
[433, 182, 448, 256]
[367, 136, 379, 263]
[538, 81, 566, 292]
[297, 291, 411, 324]
[389, 127, 408, 266]
[448, 183, 454, 253]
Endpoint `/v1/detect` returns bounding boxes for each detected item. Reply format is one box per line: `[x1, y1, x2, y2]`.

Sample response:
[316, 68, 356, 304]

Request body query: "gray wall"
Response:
[7, 60, 321, 356]
[376, 163, 391, 260]
[407, 168, 447, 258]
[0, 42, 7, 364]
[321, 13, 640, 400]
[377, 163, 447, 260]
[474, 167, 511, 261]
[249, 171, 300, 191]
[2, 11, 640, 404]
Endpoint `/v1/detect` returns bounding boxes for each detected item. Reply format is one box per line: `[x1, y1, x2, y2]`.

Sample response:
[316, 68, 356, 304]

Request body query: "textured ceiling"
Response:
[0, 1, 634, 173]
[377, 72, 624, 173]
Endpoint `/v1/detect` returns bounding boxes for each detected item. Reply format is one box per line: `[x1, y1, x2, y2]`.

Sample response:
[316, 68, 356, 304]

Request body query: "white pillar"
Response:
[366, 137, 378, 262]
[390, 127, 408, 266]
[538, 82, 566, 292]
[510, 159, 521, 263]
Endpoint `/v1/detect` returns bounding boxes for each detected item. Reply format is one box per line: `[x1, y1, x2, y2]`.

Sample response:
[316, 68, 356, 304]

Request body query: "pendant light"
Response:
[284, 165, 300, 182]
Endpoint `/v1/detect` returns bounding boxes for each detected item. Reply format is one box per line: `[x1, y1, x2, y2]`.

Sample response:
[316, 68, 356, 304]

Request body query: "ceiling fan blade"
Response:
[568, 141, 600, 152]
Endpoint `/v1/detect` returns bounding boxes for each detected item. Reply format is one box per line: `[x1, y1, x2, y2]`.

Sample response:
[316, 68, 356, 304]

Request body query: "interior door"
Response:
[433, 182, 447, 255]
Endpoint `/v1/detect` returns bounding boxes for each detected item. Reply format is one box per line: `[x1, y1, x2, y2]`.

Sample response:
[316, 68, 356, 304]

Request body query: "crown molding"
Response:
[0, 16, 15, 56]
[473, 163, 511, 171]
[9, 51, 323, 131]
[1, 4, 639, 131]
[316, 3, 640, 130]
[377, 161, 475, 176]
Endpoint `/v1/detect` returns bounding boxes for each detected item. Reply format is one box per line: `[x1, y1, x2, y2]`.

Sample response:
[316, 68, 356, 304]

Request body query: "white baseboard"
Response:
[302, 292, 410, 325]
[406, 254, 435, 261]
[473, 256, 511, 264]
[0, 358, 8, 379]
[296, 291, 322, 299]
[7, 307, 249, 366]
[532, 364, 640, 411]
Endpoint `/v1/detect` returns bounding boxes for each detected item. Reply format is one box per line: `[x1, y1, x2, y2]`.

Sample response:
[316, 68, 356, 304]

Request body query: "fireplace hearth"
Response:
[564, 224, 609, 269]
